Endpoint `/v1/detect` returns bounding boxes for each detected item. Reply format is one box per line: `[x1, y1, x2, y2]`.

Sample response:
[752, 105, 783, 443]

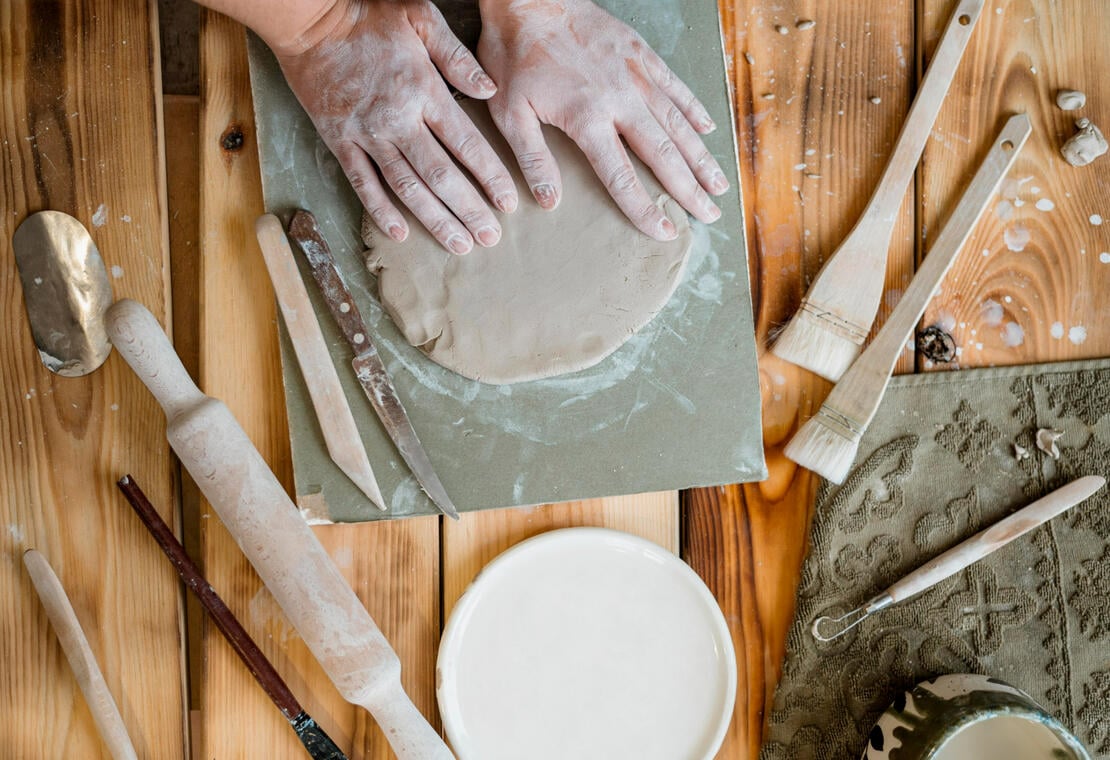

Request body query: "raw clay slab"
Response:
[246, 0, 766, 522]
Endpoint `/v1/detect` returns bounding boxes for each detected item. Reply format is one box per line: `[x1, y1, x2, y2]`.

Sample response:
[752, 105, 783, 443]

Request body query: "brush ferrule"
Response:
[816, 406, 864, 440]
[799, 301, 870, 344]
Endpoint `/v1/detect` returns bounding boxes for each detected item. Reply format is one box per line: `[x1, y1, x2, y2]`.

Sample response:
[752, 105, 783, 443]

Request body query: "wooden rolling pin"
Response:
[105, 298, 452, 760]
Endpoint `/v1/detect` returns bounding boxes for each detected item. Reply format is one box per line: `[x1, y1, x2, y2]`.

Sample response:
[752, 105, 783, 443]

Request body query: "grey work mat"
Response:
[762, 359, 1110, 759]
[246, 1, 765, 522]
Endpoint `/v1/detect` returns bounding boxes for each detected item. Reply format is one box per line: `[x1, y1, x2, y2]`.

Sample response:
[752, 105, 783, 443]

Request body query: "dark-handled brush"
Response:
[116, 475, 348, 760]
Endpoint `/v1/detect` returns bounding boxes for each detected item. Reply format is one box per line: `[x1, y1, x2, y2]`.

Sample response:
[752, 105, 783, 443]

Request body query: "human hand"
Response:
[477, 0, 729, 241]
[269, 0, 518, 253]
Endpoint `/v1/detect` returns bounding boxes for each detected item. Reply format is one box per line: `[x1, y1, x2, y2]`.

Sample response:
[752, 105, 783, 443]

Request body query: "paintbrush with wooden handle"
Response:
[105, 298, 453, 760]
[786, 113, 1031, 483]
[771, 0, 984, 381]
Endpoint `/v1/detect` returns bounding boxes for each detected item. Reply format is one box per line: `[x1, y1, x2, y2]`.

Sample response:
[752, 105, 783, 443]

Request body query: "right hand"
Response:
[269, 0, 518, 254]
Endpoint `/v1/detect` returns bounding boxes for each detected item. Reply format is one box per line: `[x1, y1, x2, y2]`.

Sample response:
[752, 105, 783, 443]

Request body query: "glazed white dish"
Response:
[437, 528, 737, 760]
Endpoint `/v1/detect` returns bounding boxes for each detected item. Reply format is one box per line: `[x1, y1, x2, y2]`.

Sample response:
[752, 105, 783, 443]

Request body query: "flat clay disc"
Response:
[364, 100, 694, 385]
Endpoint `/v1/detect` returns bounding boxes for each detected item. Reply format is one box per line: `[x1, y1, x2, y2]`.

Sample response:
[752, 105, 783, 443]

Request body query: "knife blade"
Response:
[287, 209, 460, 520]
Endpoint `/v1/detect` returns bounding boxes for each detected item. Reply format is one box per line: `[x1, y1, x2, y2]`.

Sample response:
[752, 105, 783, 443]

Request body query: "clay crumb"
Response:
[869, 96, 882, 105]
[1013, 443, 1030, 461]
[1035, 428, 1064, 459]
[1055, 89, 1086, 111]
[744, 51, 755, 65]
[1061, 118, 1108, 167]
[775, 24, 790, 35]
[796, 19, 816, 30]
[761, 92, 776, 100]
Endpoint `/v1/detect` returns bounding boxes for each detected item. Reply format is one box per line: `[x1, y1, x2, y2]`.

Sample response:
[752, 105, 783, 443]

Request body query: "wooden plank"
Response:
[196, 13, 440, 757]
[442, 493, 679, 618]
[919, 0, 1110, 368]
[0, 0, 186, 756]
[684, 2, 917, 757]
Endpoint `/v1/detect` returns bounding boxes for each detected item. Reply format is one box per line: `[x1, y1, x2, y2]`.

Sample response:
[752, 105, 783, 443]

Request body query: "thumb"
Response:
[410, 3, 497, 99]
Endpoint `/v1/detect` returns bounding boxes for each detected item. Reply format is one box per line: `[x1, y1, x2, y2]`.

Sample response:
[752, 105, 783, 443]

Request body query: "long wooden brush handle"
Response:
[824, 113, 1032, 431]
[887, 475, 1106, 602]
[23, 550, 138, 760]
[106, 299, 453, 760]
[854, 0, 984, 237]
[115, 474, 305, 722]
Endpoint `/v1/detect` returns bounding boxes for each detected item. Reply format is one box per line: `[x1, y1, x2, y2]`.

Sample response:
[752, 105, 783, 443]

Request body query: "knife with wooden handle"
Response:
[105, 298, 453, 760]
[23, 549, 138, 760]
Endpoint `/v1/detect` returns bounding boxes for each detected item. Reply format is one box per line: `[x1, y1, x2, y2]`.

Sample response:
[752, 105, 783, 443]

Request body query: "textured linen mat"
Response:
[762, 358, 1110, 759]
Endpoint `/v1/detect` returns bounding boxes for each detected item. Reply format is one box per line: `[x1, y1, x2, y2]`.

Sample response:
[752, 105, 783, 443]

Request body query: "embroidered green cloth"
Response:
[762, 359, 1110, 759]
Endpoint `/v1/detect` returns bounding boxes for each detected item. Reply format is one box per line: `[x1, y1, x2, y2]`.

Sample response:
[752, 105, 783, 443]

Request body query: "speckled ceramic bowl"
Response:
[863, 674, 1091, 760]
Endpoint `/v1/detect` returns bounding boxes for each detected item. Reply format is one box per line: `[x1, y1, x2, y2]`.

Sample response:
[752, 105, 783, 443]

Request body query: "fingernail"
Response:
[387, 223, 407, 242]
[446, 233, 472, 255]
[474, 71, 497, 93]
[533, 183, 558, 209]
[710, 171, 730, 195]
[706, 201, 722, 222]
[494, 193, 518, 213]
[702, 117, 717, 132]
[475, 226, 500, 247]
[658, 217, 677, 240]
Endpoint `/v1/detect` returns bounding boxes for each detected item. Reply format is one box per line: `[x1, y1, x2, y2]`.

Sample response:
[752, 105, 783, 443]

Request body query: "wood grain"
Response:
[196, 12, 440, 758]
[687, 2, 917, 757]
[0, 1, 186, 756]
[919, 0, 1110, 368]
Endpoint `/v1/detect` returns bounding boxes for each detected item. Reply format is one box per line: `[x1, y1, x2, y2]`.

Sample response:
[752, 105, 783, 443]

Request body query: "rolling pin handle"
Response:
[106, 298, 205, 420]
[363, 684, 456, 760]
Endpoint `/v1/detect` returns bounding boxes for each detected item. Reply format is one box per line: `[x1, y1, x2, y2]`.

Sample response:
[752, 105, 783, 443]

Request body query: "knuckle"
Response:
[428, 218, 457, 241]
[664, 105, 686, 132]
[516, 150, 549, 175]
[347, 170, 376, 195]
[425, 164, 452, 189]
[393, 175, 422, 201]
[605, 165, 639, 195]
[635, 201, 659, 222]
[446, 42, 472, 69]
[455, 133, 483, 163]
[654, 137, 678, 161]
[457, 207, 487, 227]
[695, 149, 714, 168]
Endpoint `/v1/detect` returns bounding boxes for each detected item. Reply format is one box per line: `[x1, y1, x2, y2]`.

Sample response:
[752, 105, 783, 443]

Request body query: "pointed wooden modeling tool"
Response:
[255, 214, 385, 511]
[772, 0, 985, 381]
[287, 209, 460, 520]
[23, 549, 138, 760]
[812, 475, 1106, 641]
[785, 114, 1032, 483]
[105, 298, 454, 760]
[116, 475, 348, 760]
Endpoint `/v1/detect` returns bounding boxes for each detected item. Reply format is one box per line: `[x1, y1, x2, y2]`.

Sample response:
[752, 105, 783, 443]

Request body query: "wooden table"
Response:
[2, 1, 1107, 757]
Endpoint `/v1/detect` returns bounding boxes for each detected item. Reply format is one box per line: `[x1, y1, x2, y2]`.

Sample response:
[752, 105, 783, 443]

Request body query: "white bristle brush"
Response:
[772, 0, 985, 381]
[786, 113, 1032, 484]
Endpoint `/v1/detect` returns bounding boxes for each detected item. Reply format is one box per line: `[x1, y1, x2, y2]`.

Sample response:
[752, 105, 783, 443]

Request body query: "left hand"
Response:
[477, 0, 730, 241]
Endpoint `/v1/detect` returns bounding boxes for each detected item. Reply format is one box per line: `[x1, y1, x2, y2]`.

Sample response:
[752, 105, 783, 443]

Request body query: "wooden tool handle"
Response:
[115, 474, 304, 722]
[23, 550, 138, 760]
[105, 299, 452, 759]
[852, 0, 984, 240]
[826, 114, 1032, 430]
[887, 475, 1106, 602]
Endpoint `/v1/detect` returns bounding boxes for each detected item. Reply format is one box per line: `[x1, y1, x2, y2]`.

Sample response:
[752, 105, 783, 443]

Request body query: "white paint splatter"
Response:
[1091, 214, 1103, 226]
[120, 214, 131, 223]
[1035, 198, 1055, 212]
[981, 299, 1005, 326]
[1068, 325, 1088, 345]
[1050, 322, 1065, 339]
[982, 248, 991, 257]
[1004, 225, 1031, 252]
[110, 265, 124, 279]
[1100, 252, 1110, 264]
[91, 204, 108, 227]
[1030, 186, 1041, 195]
[7, 524, 25, 542]
[1001, 321, 1025, 347]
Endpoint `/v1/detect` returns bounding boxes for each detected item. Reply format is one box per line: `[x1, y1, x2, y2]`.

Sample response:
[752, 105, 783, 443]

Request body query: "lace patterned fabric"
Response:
[762, 359, 1110, 760]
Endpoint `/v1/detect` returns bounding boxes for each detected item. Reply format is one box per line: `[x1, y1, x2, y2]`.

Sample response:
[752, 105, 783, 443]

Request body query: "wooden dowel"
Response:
[115, 474, 303, 721]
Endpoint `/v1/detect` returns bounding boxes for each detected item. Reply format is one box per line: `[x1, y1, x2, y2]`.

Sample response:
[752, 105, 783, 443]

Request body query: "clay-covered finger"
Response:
[641, 90, 729, 196]
[370, 143, 475, 254]
[640, 48, 715, 134]
[410, 3, 497, 99]
[427, 98, 519, 214]
[396, 128, 502, 248]
[620, 116, 720, 224]
[576, 127, 677, 241]
[489, 100, 562, 210]
[335, 144, 408, 242]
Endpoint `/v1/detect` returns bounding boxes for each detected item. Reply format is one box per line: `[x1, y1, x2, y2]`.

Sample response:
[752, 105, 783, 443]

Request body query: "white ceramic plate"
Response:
[437, 527, 736, 760]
